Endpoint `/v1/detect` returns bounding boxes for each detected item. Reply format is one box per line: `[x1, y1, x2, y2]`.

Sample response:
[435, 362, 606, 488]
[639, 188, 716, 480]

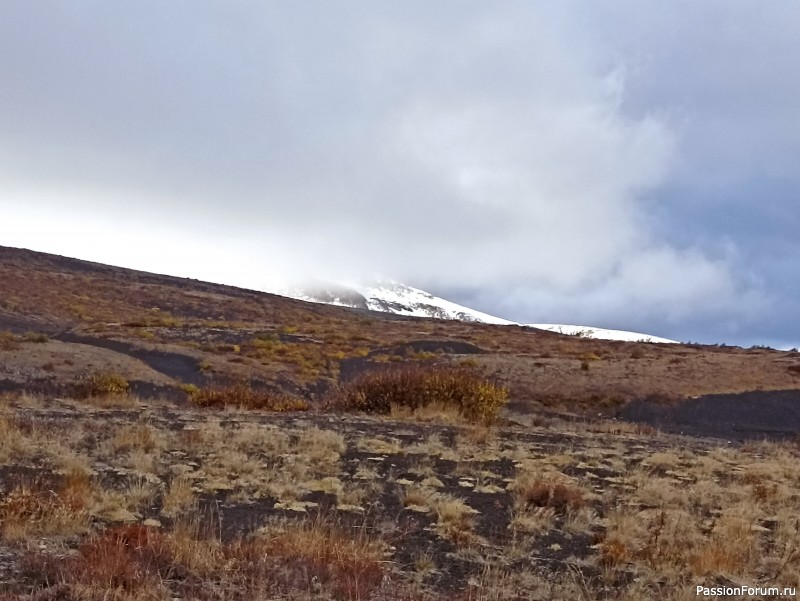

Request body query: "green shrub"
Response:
[330, 365, 508, 424]
[189, 383, 309, 412]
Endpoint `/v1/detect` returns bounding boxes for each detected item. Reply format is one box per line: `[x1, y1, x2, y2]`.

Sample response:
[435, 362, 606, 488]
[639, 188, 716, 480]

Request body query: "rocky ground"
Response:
[1, 392, 799, 600]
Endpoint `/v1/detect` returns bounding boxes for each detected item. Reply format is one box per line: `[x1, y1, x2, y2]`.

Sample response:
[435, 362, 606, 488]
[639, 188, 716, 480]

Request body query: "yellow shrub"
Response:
[330, 365, 508, 424]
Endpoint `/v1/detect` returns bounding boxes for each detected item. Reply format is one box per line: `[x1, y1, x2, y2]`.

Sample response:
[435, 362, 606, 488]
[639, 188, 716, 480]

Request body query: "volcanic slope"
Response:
[1, 245, 800, 416]
[4, 245, 800, 599]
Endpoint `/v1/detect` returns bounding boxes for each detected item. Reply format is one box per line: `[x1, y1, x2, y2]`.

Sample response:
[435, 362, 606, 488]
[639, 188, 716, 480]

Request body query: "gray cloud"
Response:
[2, 2, 798, 345]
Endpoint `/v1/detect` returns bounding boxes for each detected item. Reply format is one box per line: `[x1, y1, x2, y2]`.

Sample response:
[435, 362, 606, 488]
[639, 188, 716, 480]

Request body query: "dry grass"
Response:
[19, 512, 388, 601]
[357, 436, 403, 454]
[389, 400, 466, 424]
[432, 493, 479, 545]
[189, 383, 310, 411]
[111, 423, 163, 454]
[511, 473, 586, 515]
[400, 485, 436, 510]
[252, 518, 387, 599]
[2, 382, 800, 598]
[295, 426, 347, 466]
[0, 416, 32, 463]
[161, 475, 196, 517]
[0, 470, 93, 541]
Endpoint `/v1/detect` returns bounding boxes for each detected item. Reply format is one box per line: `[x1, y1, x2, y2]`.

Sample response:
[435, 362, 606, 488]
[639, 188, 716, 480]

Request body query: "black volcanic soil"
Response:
[619, 389, 800, 441]
[55, 332, 205, 386]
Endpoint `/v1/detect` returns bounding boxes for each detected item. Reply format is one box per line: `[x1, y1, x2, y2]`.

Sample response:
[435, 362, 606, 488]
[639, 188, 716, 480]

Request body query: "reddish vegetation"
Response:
[189, 383, 310, 412]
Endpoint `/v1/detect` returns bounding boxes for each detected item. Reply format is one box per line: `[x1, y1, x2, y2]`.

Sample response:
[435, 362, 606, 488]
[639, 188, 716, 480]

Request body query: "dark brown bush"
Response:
[515, 478, 586, 514]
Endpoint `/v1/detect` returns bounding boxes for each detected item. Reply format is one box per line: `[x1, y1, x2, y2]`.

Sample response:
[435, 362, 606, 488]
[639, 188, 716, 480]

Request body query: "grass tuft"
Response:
[512, 474, 586, 515]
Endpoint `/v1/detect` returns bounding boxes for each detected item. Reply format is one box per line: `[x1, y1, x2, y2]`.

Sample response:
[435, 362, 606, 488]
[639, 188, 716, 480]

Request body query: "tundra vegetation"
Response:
[2, 246, 800, 599]
[2, 391, 800, 600]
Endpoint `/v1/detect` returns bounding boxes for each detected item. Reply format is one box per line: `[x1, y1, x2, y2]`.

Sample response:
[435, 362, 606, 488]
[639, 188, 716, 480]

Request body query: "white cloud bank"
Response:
[0, 3, 768, 341]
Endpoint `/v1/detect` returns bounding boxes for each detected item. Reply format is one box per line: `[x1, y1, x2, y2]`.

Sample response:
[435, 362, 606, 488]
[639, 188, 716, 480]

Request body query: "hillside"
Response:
[1, 245, 798, 415]
[3, 245, 800, 599]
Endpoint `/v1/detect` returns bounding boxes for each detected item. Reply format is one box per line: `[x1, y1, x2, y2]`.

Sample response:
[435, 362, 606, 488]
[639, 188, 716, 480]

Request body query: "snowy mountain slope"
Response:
[285, 280, 515, 325]
[527, 324, 676, 344]
[280, 280, 676, 343]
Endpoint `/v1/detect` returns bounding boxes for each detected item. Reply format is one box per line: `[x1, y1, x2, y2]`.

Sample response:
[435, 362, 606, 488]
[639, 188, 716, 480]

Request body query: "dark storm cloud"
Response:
[2, 2, 799, 346]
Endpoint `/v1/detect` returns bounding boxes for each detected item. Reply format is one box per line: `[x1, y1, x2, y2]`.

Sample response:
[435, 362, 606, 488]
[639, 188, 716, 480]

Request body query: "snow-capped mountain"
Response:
[526, 324, 675, 344]
[285, 280, 515, 325]
[281, 280, 676, 343]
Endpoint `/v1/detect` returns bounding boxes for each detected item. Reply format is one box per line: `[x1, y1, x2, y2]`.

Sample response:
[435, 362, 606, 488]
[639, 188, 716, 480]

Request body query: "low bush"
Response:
[189, 383, 310, 412]
[512, 474, 586, 515]
[330, 365, 508, 424]
[0, 471, 92, 540]
[23, 331, 49, 343]
[25, 517, 385, 600]
[74, 371, 130, 398]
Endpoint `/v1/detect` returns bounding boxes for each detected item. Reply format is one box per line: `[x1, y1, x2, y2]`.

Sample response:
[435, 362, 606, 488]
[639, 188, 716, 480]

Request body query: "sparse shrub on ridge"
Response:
[74, 371, 130, 398]
[329, 365, 508, 424]
[189, 383, 309, 412]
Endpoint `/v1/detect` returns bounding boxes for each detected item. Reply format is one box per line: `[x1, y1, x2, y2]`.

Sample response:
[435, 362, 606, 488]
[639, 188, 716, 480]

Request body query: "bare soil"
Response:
[621, 389, 800, 441]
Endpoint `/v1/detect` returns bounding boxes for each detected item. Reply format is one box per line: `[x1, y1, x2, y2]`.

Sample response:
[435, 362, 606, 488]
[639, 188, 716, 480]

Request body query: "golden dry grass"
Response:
[2, 383, 800, 599]
[0, 470, 93, 541]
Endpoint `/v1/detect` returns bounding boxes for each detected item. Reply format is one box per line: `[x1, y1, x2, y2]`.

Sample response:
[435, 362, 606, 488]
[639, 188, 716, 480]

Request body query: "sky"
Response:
[1, 2, 799, 347]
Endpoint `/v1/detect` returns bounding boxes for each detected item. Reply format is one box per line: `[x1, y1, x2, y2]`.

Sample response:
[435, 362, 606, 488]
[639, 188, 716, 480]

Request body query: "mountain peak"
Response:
[280, 281, 676, 343]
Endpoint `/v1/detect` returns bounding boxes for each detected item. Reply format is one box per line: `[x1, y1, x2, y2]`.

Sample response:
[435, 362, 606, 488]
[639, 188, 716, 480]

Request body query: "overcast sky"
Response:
[2, 2, 799, 347]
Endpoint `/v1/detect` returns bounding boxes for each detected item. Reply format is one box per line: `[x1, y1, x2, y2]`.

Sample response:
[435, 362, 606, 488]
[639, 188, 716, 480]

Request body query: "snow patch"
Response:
[278, 280, 676, 343]
[527, 324, 676, 344]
